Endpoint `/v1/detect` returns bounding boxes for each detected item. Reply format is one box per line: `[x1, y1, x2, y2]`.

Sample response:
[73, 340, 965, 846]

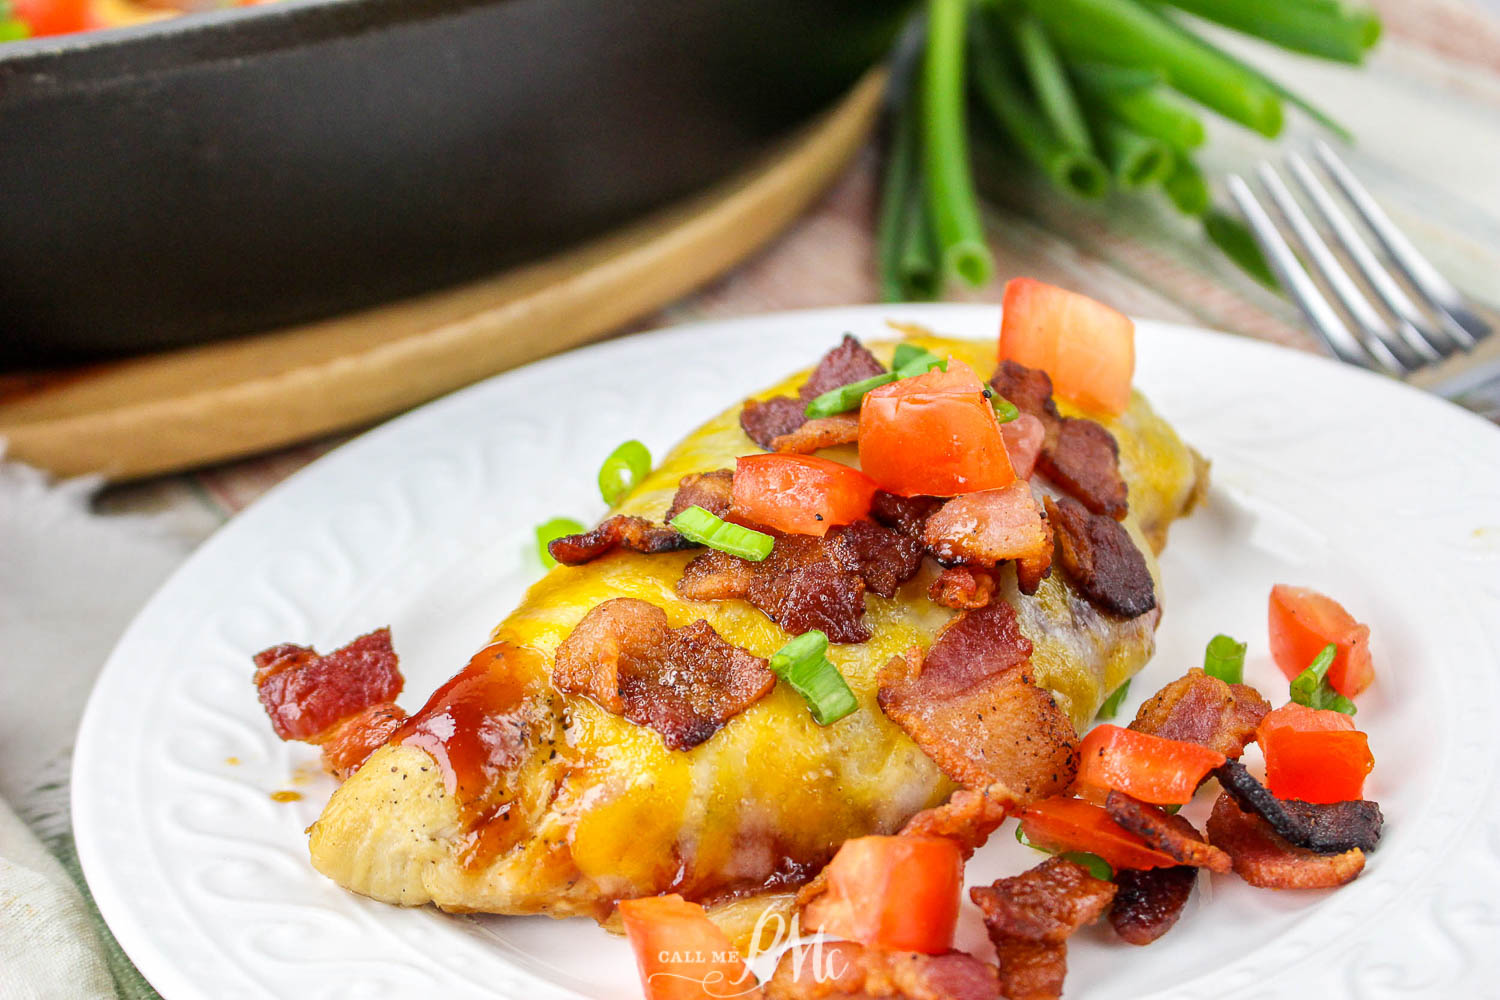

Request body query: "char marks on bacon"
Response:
[1206, 793, 1366, 889]
[929, 565, 997, 610]
[1129, 668, 1269, 758]
[771, 413, 861, 454]
[1104, 791, 1231, 872]
[900, 782, 1020, 858]
[254, 628, 403, 743]
[766, 941, 1000, 1000]
[1044, 495, 1156, 618]
[553, 598, 775, 750]
[871, 491, 945, 539]
[1213, 760, 1382, 854]
[991, 360, 1129, 519]
[830, 518, 925, 598]
[971, 856, 1116, 1000]
[1109, 865, 1197, 945]
[877, 602, 1078, 800]
[922, 482, 1053, 596]
[665, 469, 735, 520]
[547, 515, 695, 566]
[740, 335, 885, 450]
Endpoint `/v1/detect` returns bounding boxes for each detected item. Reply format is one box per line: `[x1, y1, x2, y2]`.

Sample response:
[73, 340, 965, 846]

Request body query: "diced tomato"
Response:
[1076, 724, 1226, 805]
[12, 0, 90, 34]
[999, 278, 1136, 417]
[1256, 704, 1372, 804]
[858, 360, 1015, 498]
[1268, 584, 1375, 697]
[801, 835, 963, 954]
[1019, 796, 1178, 870]
[1000, 412, 1046, 480]
[619, 894, 762, 1000]
[730, 454, 877, 537]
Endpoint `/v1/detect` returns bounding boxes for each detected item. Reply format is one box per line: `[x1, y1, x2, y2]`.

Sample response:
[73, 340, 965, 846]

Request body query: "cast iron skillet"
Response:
[0, 0, 908, 363]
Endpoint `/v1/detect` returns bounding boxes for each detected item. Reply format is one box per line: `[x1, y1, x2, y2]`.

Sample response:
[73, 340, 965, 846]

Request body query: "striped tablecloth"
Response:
[3, 1, 1497, 996]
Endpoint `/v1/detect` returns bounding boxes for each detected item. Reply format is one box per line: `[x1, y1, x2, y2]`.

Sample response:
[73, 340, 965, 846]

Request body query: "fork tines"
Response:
[1228, 140, 1492, 377]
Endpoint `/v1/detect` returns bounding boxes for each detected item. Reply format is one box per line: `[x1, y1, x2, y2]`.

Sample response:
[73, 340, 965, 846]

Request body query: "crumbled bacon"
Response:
[677, 520, 923, 643]
[318, 702, 409, 780]
[1129, 668, 1269, 758]
[900, 782, 1020, 857]
[548, 515, 695, 566]
[1213, 760, 1382, 854]
[971, 856, 1116, 1000]
[871, 491, 944, 539]
[922, 482, 1053, 596]
[991, 360, 1129, 519]
[929, 565, 996, 610]
[740, 336, 884, 450]
[1104, 791, 1230, 872]
[1044, 495, 1155, 618]
[766, 941, 1000, 1000]
[771, 413, 861, 454]
[665, 469, 735, 521]
[1001, 413, 1047, 481]
[253, 628, 403, 743]
[877, 602, 1078, 800]
[1108, 865, 1196, 945]
[552, 598, 775, 750]
[1206, 793, 1366, 889]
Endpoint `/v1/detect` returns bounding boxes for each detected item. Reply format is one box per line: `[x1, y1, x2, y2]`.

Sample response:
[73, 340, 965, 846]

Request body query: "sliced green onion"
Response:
[1318, 690, 1358, 716]
[988, 390, 1020, 423]
[669, 506, 775, 562]
[769, 630, 859, 725]
[925, 0, 995, 287]
[0, 17, 28, 40]
[1082, 83, 1206, 152]
[536, 517, 586, 569]
[1016, 825, 1113, 880]
[1205, 209, 1278, 289]
[1289, 642, 1337, 706]
[1097, 679, 1131, 720]
[1093, 117, 1174, 189]
[1164, 153, 1211, 216]
[894, 348, 948, 378]
[1203, 634, 1246, 684]
[805, 347, 947, 419]
[598, 439, 651, 506]
[893, 342, 931, 370]
[1163, 803, 1182, 815]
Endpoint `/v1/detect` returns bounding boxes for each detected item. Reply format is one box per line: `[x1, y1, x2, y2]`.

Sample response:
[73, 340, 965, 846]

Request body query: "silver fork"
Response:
[1227, 140, 1498, 416]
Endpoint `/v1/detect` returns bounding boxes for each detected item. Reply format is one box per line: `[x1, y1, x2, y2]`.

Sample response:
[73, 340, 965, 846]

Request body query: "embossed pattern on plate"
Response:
[72, 305, 1500, 999]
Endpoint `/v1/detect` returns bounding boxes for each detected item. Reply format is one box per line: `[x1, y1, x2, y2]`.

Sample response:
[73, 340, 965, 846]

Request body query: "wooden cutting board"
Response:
[0, 70, 885, 481]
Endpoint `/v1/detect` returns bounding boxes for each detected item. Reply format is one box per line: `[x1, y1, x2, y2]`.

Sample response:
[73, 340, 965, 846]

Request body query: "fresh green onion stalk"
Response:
[1203, 633, 1247, 684]
[769, 630, 860, 725]
[598, 440, 651, 506]
[535, 517, 587, 569]
[1015, 825, 1115, 881]
[1289, 642, 1358, 714]
[669, 506, 776, 562]
[924, 0, 995, 287]
[1097, 679, 1132, 719]
[805, 345, 947, 418]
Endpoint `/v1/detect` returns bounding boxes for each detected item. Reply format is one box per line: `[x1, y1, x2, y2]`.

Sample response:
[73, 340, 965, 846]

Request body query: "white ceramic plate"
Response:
[74, 305, 1500, 1000]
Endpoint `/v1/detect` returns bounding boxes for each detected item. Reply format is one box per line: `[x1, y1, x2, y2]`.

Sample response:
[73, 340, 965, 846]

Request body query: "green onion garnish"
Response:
[598, 439, 651, 506]
[1203, 634, 1247, 684]
[1289, 642, 1337, 706]
[535, 517, 586, 569]
[769, 630, 858, 725]
[803, 348, 948, 418]
[1097, 679, 1131, 720]
[669, 506, 775, 562]
[1016, 825, 1113, 880]
[987, 389, 1020, 423]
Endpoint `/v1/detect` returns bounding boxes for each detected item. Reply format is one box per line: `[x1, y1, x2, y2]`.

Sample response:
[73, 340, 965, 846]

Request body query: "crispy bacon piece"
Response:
[1044, 495, 1155, 618]
[740, 336, 885, 450]
[1108, 865, 1197, 945]
[741, 396, 809, 450]
[665, 469, 735, 520]
[922, 482, 1053, 596]
[766, 941, 1000, 1000]
[1038, 418, 1129, 521]
[771, 413, 861, 454]
[677, 521, 923, 643]
[1129, 668, 1269, 759]
[1104, 791, 1231, 872]
[1213, 760, 1382, 854]
[553, 598, 775, 750]
[318, 703, 409, 780]
[900, 782, 1020, 858]
[991, 360, 1129, 519]
[877, 602, 1078, 800]
[1206, 793, 1366, 889]
[929, 565, 996, 610]
[1001, 413, 1047, 481]
[547, 515, 694, 566]
[971, 856, 1116, 1000]
[871, 491, 944, 539]
[253, 628, 403, 743]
